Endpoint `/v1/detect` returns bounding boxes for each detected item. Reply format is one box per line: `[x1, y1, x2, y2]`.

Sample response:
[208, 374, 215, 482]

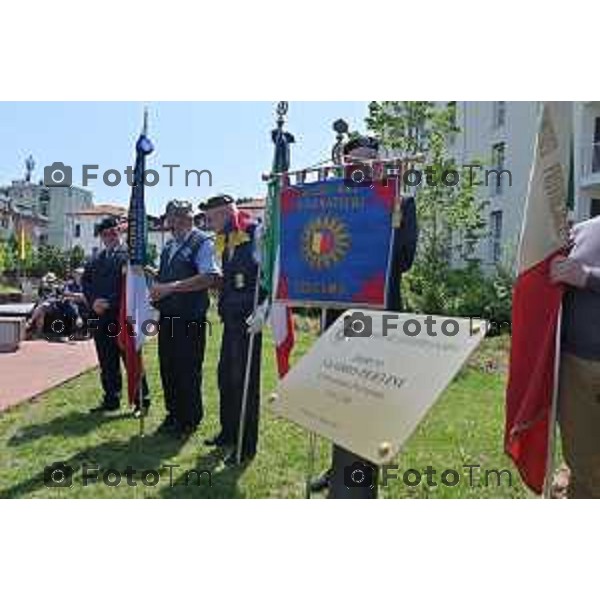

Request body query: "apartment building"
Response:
[446, 101, 596, 270]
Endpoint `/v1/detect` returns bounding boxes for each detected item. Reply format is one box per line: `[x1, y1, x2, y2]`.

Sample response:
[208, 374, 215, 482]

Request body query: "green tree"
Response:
[34, 244, 69, 278]
[0, 240, 14, 274]
[366, 101, 488, 314]
[5, 235, 20, 275]
[68, 245, 85, 270]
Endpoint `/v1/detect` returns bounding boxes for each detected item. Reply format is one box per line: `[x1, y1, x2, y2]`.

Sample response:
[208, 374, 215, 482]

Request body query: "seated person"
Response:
[28, 272, 61, 334]
[62, 267, 88, 327]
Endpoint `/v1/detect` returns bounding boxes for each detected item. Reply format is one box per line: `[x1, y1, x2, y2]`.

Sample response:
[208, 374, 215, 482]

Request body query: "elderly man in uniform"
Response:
[82, 216, 151, 416]
[310, 135, 419, 498]
[150, 200, 220, 439]
[200, 194, 265, 466]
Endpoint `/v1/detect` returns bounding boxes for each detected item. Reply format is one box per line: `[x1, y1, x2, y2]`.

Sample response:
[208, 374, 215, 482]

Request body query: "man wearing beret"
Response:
[311, 135, 419, 498]
[150, 200, 221, 438]
[82, 216, 151, 416]
[200, 194, 266, 466]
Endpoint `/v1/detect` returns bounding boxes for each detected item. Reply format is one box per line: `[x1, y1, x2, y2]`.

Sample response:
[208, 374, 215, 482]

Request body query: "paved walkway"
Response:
[0, 339, 98, 411]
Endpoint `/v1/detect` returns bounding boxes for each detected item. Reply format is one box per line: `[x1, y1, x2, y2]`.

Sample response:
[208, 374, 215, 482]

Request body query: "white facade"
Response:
[443, 101, 597, 270]
[445, 101, 540, 269]
[1, 180, 93, 249]
[574, 101, 600, 221]
[66, 204, 169, 261]
[46, 185, 94, 248]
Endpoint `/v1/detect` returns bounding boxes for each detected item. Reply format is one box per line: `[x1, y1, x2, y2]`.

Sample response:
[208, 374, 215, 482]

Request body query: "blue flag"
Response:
[127, 134, 154, 265]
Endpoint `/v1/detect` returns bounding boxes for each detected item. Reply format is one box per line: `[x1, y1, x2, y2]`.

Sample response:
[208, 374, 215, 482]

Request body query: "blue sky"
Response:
[0, 102, 369, 216]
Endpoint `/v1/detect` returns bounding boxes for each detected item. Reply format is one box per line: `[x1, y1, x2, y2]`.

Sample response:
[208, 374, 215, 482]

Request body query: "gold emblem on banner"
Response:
[301, 216, 350, 270]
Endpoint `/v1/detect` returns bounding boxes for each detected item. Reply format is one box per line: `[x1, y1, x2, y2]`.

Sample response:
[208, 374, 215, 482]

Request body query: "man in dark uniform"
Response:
[150, 200, 220, 438]
[82, 216, 150, 416]
[311, 135, 419, 498]
[200, 194, 265, 466]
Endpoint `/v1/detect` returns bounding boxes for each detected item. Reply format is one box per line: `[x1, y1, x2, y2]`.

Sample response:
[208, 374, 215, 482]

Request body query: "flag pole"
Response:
[139, 106, 149, 439]
[235, 102, 290, 464]
[235, 258, 262, 464]
[305, 307, 326, 497]
[543, 302, 563, 498]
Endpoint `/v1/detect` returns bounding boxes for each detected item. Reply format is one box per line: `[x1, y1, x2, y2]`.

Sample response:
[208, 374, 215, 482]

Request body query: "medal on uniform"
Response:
[234, 273, 245, 289]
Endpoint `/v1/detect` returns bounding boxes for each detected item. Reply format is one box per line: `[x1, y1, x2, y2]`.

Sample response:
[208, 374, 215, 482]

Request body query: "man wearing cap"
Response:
[200, 194, 266, 465]
[82, 216, 151, 416]
[311, 135, 419, 498]
[150, 200, 220, 438]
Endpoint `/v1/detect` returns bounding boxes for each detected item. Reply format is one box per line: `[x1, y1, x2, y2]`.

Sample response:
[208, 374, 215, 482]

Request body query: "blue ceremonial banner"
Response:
[276, 177, 396, 308]
[127, 134, 154, 265]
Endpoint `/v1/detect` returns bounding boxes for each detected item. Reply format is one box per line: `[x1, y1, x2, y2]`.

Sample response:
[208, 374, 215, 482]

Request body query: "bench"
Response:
[0, 317, 26, 353]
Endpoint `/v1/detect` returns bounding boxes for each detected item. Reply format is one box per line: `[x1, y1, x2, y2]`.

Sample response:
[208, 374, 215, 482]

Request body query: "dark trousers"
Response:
[93, 327, 150, 409]
[324, 308, 378, 499]
[218, 314, 262, 457]
[158, 316, 207, 428]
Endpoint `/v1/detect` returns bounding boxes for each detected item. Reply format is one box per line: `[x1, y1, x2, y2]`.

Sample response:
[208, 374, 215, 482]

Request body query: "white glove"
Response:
[246, 300, 270, 334]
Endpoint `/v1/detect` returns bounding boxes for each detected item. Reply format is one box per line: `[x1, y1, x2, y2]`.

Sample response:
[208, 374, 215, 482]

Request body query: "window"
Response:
[593, 118, 600, 173]
[491, 142, 506, 195]
[493, 101, 506, 129]
[74, 223, 81, 238]
[39, 234, 48, 245]
[39, 189, 50, 216]
[591, 198, 600, 218]
[490, 210, 503, 263]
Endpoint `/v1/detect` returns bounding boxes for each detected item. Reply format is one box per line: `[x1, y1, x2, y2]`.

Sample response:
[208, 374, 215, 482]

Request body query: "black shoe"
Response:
[174, 423, 198, 440]
[156, 416, 178, 434]
[204, 432, 230, 447]
[309, 469, 333, 493]
[89, 403, 119, 414]
[224, 449, 255, 467]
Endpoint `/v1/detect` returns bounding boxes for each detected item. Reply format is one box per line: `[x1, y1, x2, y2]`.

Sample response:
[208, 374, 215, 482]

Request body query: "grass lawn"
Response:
[0, 314, 532, 498]
[0, 282, 20, 294]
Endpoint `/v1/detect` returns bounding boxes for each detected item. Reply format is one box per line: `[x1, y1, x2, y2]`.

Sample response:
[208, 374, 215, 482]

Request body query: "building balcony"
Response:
[580, 143, 600, 189]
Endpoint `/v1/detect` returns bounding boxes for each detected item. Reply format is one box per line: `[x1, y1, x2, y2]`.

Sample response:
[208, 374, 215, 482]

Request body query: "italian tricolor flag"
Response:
[505, 102, 573, 494]
[261, 171, 295, 378]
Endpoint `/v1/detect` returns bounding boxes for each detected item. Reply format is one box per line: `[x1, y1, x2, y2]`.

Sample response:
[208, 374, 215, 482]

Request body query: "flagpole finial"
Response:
[142, 107, 149, 137]
[332, 118, 349, 165]
[271, 102, 294, 174]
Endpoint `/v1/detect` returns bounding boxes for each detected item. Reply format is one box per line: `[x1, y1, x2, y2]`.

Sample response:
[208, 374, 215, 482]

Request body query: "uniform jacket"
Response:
[218, 217, 266, 319]
[82, 244, 128, 321]
[156, 228, 211, 320]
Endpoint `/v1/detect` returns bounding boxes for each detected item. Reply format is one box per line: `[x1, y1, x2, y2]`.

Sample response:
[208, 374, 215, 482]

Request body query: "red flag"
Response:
[118, 273, 142, 404]
[505, 102, 572, 494]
